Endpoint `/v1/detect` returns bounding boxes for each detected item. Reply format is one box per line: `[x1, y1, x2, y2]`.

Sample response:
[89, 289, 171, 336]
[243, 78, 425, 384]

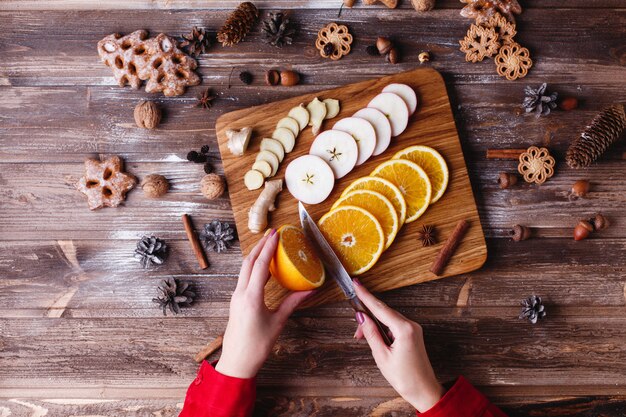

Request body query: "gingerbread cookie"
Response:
[315, 23, 353, 61]
[495, 42, 532, 80]
[76, 156, 137, 210]
[459, 24, 500, 63]
[518, 146, 555, 185]
[98, 30, 201, 97]
[483, 12, 517, 45]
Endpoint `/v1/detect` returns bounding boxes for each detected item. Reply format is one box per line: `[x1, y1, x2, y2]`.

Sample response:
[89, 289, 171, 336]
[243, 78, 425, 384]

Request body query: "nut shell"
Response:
[280, 70, 300, 86]
[141, 174, 169, 198]
[386, 47, 399, 64]
[200, 173, 225, 200]
[592, 213, 609, 231]
[376, 37, 392, 55]
[510, 224, 531, 242]
[571, 180, 590, 197]
[574, 220, 593, 241]
[418, 51, 430, 63]
[265, 69, 280, 86]
[498, 172, 518, 189]
[134, 100, 162, 129]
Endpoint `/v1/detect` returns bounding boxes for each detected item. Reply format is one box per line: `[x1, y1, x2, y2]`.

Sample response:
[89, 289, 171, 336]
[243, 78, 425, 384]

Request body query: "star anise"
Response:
[416, 225, 436, 247]
[197, 89, 217, 109]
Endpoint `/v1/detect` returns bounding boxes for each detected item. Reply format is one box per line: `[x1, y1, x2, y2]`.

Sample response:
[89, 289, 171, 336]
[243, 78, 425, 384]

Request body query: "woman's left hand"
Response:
[215, 230, 314, 379]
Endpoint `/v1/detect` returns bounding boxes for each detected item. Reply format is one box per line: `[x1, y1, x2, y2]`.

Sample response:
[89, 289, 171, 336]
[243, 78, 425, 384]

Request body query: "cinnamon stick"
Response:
[194, 334, 224, 363]
[182, 214, 209, 270]
[430, 219, 470, 276]
[486, 148, 527, 159]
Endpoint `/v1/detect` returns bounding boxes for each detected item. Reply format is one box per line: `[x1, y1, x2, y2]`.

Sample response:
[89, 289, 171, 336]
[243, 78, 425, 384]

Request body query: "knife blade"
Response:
[298, 202, 392, 346]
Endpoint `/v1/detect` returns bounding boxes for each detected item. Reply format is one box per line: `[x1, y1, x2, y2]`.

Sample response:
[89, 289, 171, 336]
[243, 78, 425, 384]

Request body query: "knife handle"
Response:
[350, 297, 393, 346]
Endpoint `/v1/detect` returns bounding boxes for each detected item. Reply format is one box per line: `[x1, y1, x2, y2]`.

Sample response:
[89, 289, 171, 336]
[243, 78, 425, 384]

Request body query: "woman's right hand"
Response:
[353, 280, 445, 413]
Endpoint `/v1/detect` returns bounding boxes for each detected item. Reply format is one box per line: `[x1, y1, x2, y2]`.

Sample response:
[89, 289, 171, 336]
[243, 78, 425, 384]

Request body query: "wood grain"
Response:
[216, 68, 487, 308]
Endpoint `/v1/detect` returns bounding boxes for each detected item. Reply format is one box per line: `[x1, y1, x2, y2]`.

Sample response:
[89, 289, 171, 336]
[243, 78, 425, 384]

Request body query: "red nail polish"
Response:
[355, 312, 365, 324]
[353, 278, 362, 286]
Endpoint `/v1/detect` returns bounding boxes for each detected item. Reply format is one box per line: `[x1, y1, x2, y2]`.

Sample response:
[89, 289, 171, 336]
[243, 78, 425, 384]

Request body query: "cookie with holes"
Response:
[76, 156, 137, 210]
[97, 30, 200, 96]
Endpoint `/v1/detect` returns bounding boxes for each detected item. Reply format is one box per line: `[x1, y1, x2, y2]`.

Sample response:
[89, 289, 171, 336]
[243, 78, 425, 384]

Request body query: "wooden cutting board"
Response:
[216, 68, 487, 309]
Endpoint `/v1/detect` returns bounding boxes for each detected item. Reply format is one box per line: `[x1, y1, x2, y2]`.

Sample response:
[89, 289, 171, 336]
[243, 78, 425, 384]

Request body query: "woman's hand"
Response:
[353, 280, 445, 412]
[215, 230, 314, 379]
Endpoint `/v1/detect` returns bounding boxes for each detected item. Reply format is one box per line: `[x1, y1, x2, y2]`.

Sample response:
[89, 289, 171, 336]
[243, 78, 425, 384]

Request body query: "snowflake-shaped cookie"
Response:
[76, 156, 137, 210]
[459, 24, 500, 63]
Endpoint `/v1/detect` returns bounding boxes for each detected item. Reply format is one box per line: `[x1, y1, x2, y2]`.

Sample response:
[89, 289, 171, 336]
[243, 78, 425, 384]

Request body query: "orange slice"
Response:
[341, 176, 407, 225]
[371, 159, 432, 223]
[269, 225, 325, 291]
[318, 205, 384, 275]
[393, 145, 449, 203]
[332, 190, 399, 250]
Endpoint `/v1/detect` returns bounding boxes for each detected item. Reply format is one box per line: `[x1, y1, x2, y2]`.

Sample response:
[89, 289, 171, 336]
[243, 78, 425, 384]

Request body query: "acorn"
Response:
[280, 70, 300, 86]
[498, 172, 518, 189]
[510, 224, 531, 242]
[386, 48, 399, 64]
[573, 220, 593, 241]
[571, 179, 590, 198]
[376, 37, 392, 55]
[559, 96, 579, 111]
[265, 69, 280, 86]
[592, 213, 609, 231]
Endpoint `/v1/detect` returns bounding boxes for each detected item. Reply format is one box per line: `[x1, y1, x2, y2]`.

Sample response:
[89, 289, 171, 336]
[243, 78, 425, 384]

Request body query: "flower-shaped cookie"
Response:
[518, 146, 555, 184]
[459, 24, 500, 63]
[495, 42, 532, 80]
[315, 22, 353, 61]
[76, 156, 137, 210]
[483, 13, 517, 45]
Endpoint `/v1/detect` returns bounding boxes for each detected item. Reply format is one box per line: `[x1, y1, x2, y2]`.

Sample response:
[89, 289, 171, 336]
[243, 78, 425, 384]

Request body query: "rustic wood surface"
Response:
[0, 1, 625, 416]
[216, 67, 487, 309]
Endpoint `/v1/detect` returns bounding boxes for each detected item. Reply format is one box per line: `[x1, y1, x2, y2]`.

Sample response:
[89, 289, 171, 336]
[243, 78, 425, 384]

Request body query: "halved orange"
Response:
[332, 190, 399, 250]
[318, 205, 384, 275]
[341, 176, 407, 225]
[393, 146, 449, 203]
[269, 225, 325, 291]
[371, 159, 432, 223]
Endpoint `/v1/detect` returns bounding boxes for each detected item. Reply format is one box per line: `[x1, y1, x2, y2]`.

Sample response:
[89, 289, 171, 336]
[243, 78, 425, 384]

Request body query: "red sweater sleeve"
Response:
[418, 376, 507, 417]
[180, 361, 256, 417]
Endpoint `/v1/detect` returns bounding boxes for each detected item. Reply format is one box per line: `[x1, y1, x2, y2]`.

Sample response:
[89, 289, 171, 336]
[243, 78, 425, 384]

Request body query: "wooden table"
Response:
[1, 1, 624, 416]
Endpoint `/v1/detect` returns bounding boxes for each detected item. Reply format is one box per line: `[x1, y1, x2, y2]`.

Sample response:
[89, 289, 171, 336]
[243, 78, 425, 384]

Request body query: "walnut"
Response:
[134, 100, 162, 129]
[141, 174, 169, 198]
[200, 173, 225, 200]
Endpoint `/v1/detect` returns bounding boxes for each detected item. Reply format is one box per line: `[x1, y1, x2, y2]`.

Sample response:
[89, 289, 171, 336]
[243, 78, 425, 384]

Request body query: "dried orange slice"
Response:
[341, 176, 407, 225]
[269, 225, 325, 291]
[371, 159, 432, 223]
[332, 190, 399, 250]
[318, 205, 384, 275]
[393, 146, 449, 203]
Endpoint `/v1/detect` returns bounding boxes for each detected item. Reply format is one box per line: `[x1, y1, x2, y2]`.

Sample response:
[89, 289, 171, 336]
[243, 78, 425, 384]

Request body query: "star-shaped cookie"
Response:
[76, 156, 136, 210]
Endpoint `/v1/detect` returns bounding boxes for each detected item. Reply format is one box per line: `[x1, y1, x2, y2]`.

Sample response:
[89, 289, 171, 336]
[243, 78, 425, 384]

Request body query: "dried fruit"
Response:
[134, 236, 168, 268]
[280, 70, 300, 86]
[152, 277, 195, 316]
[517, 146, 555, 185]
[497, 172, 518, 189]
[180, 26, 211, 57]
[519, 295, 546, 324]
[217, 2, 259, 47]
[141, 174, 169, 198]
[201, 220, 237, 253]
[416, 225, 436, 247]
[239, 71, 253, 85]
[197, 89, 217, 109]
[510, 224, 531, 241]
[261, 12, 296, 47]
[459, 24, 500, 63]
[134, 100, 162, 129]
[522, 83, 558, 117]
[265, 69, 281, 86]
[200, 173, 225, 200]
[570, 180, 590, 198]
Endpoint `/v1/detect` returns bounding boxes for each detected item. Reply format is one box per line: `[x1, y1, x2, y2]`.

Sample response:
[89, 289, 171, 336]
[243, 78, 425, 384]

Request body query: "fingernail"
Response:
[355, 312, 365, 325]
[263, 229, 271, 237]
[269, 228, 277, 237]
[353, 278, 362, 286]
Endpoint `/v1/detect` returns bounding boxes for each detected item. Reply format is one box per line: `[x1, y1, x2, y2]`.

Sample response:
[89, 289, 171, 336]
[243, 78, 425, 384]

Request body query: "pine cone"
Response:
[519, 295, 546, 324]
[134, 236, 168, 268]
[201, 221, 237, 253]
[262, 12, 296, 47]
[180, 26, 211, 57]
[217, 2, 259, 47]
[153, 277, 195, 316]
[566, 104, 626, 168]
[522, 83, 558, 117]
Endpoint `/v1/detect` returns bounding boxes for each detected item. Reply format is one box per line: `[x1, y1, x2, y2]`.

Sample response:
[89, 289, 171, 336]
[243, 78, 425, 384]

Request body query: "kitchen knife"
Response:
[298, 202, 392, 346]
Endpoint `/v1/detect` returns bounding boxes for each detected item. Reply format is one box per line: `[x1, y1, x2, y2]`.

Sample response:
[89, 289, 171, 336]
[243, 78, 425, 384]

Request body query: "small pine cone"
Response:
[566, 104, 626, 168]
[217, 2, 259, 47]
[519, 295, 546, 324]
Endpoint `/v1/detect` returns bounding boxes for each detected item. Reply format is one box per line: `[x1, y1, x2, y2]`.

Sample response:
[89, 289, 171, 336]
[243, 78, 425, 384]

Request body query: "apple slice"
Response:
[323, 98, 341, 119]
[368, 92, 409, 137]
[354, 107, 392, 156]
[252, 160, 272, 178]
[244, 169, 265, 190]
[307, 97, 327, 136]
[309, 130, 358, 179]
[288, 104, 309, 131]
[276, 116, 300, 137]
[285, 155, 335, 205]
[260, 138, 285, 162]
[272, 127, 296, 153]
[256, 150, 280, 176]
[382, 83, 418, 115]
[333, 117, 377, 165]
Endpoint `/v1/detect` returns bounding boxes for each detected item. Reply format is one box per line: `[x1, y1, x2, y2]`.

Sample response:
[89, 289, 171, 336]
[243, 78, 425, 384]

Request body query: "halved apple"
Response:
[272, 127, 296, 153]
[260, 138, 285, 162]
[382, 83, 418, 115]
[276, 116, 300, 137]
[309, 130, 358, 179]
[333, 117, 377, 165]
[256, 150, 280, 176]
[354, 107, 392, 156]
[285, 154, 335, 205]
[287, 104, 310, 131]
[368, 92, 409, 137]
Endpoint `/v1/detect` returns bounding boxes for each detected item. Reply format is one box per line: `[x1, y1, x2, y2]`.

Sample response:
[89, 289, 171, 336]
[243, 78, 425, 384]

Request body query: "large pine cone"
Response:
[217, 2, 259, 47]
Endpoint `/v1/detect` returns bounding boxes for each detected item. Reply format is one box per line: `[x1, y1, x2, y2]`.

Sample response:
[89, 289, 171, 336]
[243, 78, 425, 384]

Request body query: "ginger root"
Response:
[226, 127, 252, 156]
[248, 179, 283, 233]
